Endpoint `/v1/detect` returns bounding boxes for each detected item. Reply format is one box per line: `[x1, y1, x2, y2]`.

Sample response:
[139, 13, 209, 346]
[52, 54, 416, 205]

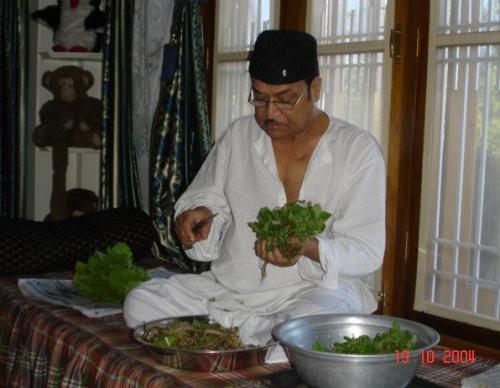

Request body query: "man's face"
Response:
[250, 77, 321, 140]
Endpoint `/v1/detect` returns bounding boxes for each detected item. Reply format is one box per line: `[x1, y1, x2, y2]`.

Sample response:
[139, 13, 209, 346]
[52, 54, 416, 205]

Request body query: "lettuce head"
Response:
[73, 242, 150, 304]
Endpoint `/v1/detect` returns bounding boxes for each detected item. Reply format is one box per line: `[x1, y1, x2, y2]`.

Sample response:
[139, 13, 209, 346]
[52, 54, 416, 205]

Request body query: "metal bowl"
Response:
[132, 315, 277, 372]
[272, 314, 440, 388]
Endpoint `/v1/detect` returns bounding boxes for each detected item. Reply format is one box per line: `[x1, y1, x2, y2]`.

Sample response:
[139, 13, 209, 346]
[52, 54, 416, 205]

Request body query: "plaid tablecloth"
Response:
[414, 347, 498, 388]
[0, 273, 497, 388]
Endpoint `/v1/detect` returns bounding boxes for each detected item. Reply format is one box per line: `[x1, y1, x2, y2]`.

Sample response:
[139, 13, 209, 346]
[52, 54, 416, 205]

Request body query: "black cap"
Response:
[249, 30, 319, 84]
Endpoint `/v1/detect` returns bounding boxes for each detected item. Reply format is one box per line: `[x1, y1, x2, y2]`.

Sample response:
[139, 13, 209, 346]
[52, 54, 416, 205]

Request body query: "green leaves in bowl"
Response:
[313, 321, 418, 355]
[143, 318, 244, 351]
[73, 242, 150, 304]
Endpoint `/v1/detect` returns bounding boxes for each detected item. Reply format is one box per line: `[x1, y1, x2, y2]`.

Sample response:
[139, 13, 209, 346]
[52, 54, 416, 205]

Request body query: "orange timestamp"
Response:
[395, 349, 476, 365]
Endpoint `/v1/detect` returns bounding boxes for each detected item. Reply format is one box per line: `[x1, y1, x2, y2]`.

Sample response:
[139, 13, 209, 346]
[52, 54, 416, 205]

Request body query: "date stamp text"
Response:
[395, 349, 476, 365]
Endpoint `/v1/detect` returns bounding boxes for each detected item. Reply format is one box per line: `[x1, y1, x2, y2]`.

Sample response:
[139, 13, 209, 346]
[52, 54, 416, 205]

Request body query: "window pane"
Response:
[479, 250, 500, 281]
[438, 0, 500, 34]
[310, 0, 388, 44]
[424, 44, 500, 320]
[477, 284, 499, 316]
[455, 277, 473, 312]
[215, 62, 253, 137]
[217, 0, 277, 52]
[436, 243, 455, 273]
[318, 52, 384, 139]
[434, 273, 453, 306]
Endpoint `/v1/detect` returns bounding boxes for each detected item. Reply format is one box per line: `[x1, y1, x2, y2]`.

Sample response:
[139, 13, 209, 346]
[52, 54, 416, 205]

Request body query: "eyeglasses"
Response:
[247, 85, 308, 110]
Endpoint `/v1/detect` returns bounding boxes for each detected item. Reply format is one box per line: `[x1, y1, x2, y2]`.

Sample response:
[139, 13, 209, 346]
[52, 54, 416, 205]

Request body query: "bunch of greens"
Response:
[73, 242, 150, 304]
[248, 201, 331, 280]
[312, 321, 417, 355]
[248, 201, 331, 259]
[143, 319, 243, 351]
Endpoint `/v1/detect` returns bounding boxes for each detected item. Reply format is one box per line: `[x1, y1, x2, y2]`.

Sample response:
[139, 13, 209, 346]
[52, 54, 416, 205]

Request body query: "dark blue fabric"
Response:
[161, 44, 178, 82]
[0, 1, 29, 218]
[100, 0, 141, 209]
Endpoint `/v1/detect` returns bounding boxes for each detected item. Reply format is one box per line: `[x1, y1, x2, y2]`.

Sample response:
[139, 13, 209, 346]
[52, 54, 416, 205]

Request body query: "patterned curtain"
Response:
[132, 0, 175, 211]
[0, 0, 29, 218]
[100, 0, 141, 209]
[150, 0, 211, 272]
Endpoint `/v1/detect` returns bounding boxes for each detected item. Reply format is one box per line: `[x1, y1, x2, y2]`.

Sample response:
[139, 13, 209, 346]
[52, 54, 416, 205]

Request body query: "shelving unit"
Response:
[27, 0, 103, 221]
[39, 51, 103, 62]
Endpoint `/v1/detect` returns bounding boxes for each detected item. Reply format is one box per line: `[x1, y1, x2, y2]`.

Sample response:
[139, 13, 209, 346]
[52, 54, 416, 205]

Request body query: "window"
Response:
[212, 0, 279, 138]
[414, 0, 500, 331]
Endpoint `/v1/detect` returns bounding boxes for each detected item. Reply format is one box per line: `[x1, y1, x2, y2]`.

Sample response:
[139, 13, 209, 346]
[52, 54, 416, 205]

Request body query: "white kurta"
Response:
[124, 114, 386, 361]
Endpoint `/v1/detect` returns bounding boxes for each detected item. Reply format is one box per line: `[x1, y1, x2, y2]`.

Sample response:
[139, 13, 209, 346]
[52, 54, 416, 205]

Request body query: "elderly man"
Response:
[124, 30, 386, 362]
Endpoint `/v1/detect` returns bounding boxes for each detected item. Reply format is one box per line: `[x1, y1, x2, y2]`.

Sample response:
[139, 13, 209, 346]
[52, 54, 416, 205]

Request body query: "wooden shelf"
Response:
[37, 146, 101, 155]
[39, 51, 103, 62]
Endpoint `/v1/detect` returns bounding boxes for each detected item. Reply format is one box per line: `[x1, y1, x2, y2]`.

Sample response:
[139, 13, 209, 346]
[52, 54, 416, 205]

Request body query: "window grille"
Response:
[310, 0, 387, 43]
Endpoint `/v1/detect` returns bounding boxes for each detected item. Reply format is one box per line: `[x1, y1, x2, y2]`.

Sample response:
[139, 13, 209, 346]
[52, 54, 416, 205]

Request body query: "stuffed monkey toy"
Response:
[44, 188, 98, 221]
[32, 65, 102, 221]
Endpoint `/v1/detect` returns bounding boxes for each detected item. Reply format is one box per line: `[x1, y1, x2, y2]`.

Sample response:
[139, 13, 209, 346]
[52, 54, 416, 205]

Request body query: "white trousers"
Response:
[124, 271, 365, 363]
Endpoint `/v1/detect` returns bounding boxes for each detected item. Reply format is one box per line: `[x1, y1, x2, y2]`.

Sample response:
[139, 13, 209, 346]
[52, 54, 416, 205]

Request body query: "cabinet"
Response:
[27, 1, 103, 221]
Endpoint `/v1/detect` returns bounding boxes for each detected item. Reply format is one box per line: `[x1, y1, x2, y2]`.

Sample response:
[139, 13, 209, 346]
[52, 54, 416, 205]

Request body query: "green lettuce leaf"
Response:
[73, 242, 150, 304]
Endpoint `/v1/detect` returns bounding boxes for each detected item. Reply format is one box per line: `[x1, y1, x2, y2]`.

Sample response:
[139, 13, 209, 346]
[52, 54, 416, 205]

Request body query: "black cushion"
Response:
[0, 207, 156, 276]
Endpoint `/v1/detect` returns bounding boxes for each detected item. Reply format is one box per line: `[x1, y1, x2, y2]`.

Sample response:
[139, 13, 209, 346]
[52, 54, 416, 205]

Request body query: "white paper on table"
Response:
[18, 267, 176, 318]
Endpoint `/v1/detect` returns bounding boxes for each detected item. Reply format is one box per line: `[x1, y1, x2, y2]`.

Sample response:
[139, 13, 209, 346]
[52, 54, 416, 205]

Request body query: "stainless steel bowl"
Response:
[132, 315, 277, 372]
[272, 314, 440, 388]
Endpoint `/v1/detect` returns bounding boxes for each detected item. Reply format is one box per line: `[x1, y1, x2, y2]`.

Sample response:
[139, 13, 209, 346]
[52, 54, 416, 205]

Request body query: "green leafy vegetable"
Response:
[73, 242, 150, 304]
[248, 201, 331, 279]
[312, 341, 330, 352]
[248, 201, 331, 258]
[312, 321, 418, 355]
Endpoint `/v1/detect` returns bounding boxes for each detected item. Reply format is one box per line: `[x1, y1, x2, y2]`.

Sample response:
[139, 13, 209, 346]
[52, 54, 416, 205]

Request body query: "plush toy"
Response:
[32, 65, 103, 221]
[31, 0, 105, 52]
[44, 188, 99, 221]
[33, 65, 102, 149]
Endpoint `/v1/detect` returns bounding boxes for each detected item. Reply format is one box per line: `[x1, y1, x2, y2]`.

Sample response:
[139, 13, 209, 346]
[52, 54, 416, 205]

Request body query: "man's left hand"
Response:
[254, 238, 303, 267]
[254, 237, 320, 266]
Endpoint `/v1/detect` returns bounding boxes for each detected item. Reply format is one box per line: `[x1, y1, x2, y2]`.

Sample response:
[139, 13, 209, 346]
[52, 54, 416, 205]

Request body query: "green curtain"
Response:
[100, 0, 141, 209]
[150, 0, 211, 272]
[0, 0, 29, 218]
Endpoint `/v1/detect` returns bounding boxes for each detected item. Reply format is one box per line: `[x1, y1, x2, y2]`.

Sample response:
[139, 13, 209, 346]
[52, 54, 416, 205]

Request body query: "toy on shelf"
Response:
[43, 188, 98, 221]
[31, 0, 105, 53]
[32, 65, 103, 221]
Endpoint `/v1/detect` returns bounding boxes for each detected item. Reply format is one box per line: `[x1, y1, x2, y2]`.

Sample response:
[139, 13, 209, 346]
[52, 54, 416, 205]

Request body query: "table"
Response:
[1, 270, 497, 387]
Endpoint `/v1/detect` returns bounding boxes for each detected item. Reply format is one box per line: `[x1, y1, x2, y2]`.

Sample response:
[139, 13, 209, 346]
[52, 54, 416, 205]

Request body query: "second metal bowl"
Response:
[132, 315, 277, 372]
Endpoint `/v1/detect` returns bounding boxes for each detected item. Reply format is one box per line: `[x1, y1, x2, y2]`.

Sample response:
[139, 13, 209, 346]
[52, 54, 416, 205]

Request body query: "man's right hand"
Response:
[175, 206, 213, 248]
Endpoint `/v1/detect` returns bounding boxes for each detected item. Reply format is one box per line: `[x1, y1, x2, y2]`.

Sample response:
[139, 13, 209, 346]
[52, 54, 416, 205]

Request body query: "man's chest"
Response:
[275, 154, 311, 203]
